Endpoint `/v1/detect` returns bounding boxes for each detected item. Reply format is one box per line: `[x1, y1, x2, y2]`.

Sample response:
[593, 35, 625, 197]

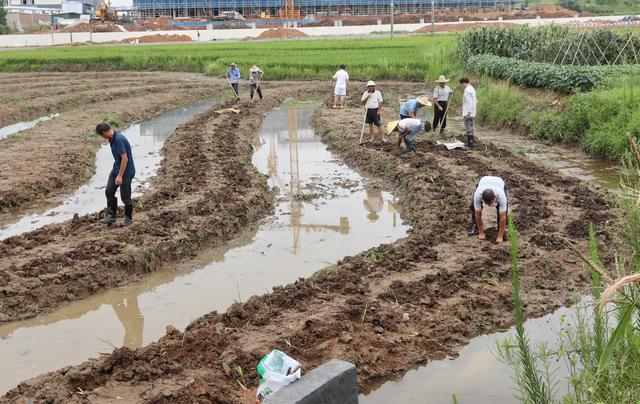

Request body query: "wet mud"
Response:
[0, 72, 226, 211]
[1, 82, 617, 403]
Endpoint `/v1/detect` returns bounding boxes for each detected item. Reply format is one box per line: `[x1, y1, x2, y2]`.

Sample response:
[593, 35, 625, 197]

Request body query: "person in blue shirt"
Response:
[95, 122, 136, 225]
[226, 62, 241, 98]
[399, 96, 430, 119]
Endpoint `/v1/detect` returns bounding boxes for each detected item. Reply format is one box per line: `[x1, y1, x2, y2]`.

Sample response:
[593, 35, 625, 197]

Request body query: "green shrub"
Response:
[476, 81, 531, 128]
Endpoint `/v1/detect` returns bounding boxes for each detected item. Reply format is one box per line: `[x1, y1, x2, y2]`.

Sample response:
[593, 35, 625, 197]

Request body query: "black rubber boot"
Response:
[101, 201, 117, 224]
[468, 225, 479, 236]
[466, 135, 476, 148]
[123, 204, 133, 226]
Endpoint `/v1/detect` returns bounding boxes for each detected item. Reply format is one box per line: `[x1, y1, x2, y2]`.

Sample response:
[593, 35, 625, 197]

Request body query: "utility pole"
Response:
[431, 0, 435, 36]
[390, 0, 394, 39]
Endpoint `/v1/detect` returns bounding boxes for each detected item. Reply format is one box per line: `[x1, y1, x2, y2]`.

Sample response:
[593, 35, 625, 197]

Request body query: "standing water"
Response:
[0, 113, 60, 141]
[0, 103, 409, 394]
[362, 118, 623, 403]
[0, 99, 218, 240]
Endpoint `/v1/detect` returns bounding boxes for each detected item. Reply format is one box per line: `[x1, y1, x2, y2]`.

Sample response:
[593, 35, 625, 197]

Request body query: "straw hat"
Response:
[366, 80, 376, 87]
[435, 75, 450, 83]
[230, 62, 237, 67]
[250, 65, 262, 72]
[417, 96, 432, 107]
[386, 120, 400, 135]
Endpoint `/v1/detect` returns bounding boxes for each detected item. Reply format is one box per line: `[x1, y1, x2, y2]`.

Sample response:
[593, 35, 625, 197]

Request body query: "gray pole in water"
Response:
[431, 0, 435, 36]
[390, 0, 394, 39]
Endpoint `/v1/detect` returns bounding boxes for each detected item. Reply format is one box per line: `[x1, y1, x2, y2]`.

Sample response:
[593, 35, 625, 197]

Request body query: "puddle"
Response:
[0, 102, 409, 394]
[451, 117, 624, 191]
[361, 300, 590, 403]
[0, 99, 218, 240]
[361, 119, 625, 403]
[0, 113, 60, 140]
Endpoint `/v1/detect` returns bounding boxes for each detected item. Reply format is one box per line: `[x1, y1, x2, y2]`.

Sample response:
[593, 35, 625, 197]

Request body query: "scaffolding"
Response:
[133, 0, 520, 20]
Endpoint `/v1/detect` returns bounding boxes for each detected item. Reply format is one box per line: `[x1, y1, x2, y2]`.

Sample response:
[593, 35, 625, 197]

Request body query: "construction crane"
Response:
[283, 0, 296, 19]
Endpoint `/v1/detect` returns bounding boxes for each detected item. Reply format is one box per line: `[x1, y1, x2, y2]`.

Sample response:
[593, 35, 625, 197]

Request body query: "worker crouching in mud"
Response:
[469, 176, 508, 243]
[387, 118, 432, 157]
[96, 122, 136, 226]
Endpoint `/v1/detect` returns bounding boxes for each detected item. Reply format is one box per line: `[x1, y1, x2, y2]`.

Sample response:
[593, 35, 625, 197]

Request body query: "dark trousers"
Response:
[470, 184, 508, 229]
[231, 82, 239, 96]
[250, 83, 263, 99]
[106, 172, 133, 209]
[433, 101, 448, 131]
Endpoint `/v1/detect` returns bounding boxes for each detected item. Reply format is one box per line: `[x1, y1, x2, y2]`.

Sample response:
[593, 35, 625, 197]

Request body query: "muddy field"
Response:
[0, 81, 617, 402]
[0, 72, 226, 211]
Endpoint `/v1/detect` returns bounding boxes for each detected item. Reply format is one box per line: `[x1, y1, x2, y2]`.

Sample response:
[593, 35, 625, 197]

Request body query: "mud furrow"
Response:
[1, 83, 616, 403]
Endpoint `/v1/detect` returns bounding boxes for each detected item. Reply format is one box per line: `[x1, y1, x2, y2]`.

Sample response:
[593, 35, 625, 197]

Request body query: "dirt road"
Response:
[1, 83, 615, 403]
[0, 72, 226, 211]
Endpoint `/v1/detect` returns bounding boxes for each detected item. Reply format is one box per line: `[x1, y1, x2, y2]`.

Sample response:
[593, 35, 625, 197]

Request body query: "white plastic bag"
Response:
[256, 349, 302, 400]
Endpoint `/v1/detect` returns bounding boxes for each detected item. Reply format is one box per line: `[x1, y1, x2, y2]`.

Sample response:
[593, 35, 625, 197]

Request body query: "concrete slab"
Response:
[265, 359, 358, 404]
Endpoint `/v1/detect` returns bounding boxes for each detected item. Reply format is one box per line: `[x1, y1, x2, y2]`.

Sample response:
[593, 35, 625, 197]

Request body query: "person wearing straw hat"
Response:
[432, 75, 454, 135]
[226, 62, 241, 98]
[249, 65, 264, 100]
[399, 96, 431, 119]
[361, 80, 385, 142]
[387, 117, 431, 156]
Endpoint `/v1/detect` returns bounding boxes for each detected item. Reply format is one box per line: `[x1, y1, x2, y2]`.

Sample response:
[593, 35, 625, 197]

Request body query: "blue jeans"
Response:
[106, 171, 133, 208]
[404, 123, 423, 153]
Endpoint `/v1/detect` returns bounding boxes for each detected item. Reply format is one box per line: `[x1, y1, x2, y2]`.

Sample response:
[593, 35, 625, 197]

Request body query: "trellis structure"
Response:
[549, 30, 640, 66]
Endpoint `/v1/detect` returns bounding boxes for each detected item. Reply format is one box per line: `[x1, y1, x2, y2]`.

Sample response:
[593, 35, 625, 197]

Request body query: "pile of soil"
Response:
[1, 83, 617, 403]
[256, 27, 307, 39]
[121, 34, 192, 43]
[413, 21, 517, 33]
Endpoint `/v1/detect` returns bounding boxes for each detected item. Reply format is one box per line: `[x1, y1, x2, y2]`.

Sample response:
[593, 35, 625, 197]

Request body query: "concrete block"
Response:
[458, 17, 464, 22]
[265, 359, 358, 404]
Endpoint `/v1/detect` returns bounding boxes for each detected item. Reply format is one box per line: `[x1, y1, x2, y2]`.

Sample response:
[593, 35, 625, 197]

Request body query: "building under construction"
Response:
[133, 0, 521, 19]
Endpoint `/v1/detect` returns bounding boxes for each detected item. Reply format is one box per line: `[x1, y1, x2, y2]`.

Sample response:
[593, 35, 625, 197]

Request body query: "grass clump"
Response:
[476, 81, 532, 128]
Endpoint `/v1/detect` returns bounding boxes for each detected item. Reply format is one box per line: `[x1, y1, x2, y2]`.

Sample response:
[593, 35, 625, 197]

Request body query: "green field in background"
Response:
[0, 35, 460, 82]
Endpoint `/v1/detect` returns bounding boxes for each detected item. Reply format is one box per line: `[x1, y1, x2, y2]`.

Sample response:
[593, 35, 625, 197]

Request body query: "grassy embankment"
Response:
[0, 35, 460, 82]
[462, 26, 640, 163]
[461, 25, 640, 403]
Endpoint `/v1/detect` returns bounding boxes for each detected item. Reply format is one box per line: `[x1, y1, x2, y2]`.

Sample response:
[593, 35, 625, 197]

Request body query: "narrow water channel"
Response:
[0, 99, 218, 240]
[0, 113, 60, 141]
[0, 102, 409, 394]
[362, 119, 622, 403]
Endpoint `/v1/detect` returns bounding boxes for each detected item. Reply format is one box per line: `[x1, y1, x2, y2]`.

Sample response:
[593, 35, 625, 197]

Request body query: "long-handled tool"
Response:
[358, 105, 369, 145]
[435, 89, 456, 139]
[227, 78, 239, 99]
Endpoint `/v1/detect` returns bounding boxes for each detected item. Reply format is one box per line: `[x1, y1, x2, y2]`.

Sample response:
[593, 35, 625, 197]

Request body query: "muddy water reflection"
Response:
[0, 113, 60, 140]
[0, 103, 409, 394]
[0, 99, 218, 239]
[362, 303, 583, 403]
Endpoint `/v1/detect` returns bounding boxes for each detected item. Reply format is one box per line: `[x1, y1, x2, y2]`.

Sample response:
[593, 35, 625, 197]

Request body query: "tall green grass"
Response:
[0, 35, 460, 81]
[476, 81, 533, 128]
[498, 137, 640, 403]
[526, 76, 640, 162]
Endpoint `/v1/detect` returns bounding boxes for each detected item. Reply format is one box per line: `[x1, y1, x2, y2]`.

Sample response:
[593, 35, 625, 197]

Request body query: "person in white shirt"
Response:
[432, 75, 454, 135]
[361, 80, 385, 142]
[460, 77, 477, 147]
[332, 64, 349, 109]
[386, 117, 430, 156]
[470, 176, 508, 243]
